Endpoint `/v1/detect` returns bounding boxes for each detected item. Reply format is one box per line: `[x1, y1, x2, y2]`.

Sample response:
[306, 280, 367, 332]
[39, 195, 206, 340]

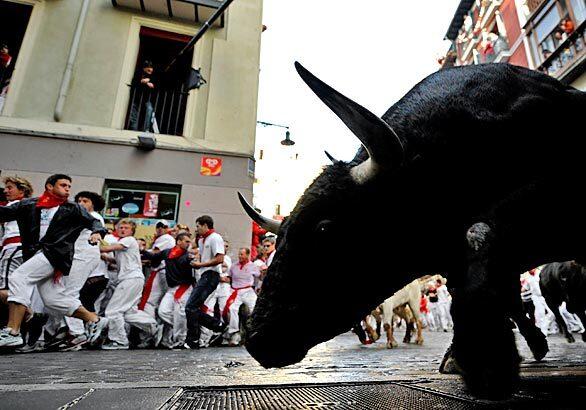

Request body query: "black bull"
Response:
[540, 261, 586, 343]
[239, 62, 586, 398]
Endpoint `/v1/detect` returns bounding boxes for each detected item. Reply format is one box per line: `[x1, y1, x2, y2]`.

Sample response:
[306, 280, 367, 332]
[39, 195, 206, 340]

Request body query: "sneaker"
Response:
[15, 341, 45, 353]
[153, 324, 164, 348]
[0, 328, 24, 347]
[184, 339, 199, 349]
[86, 317, 108, 344]
[59, 334, 88, 352]
[101, 341, 129, 350]
[228, 332, 241, 347]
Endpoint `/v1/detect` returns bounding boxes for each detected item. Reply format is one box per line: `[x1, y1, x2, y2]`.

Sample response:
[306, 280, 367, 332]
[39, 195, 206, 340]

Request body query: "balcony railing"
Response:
[124, 85, 188, 136]
[538, 20, 586, 81]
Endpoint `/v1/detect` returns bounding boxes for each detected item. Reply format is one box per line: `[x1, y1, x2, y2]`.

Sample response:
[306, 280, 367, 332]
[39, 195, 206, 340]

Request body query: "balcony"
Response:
[112, 0, 225, 26]
[527, 0, 547, 14]
[124, 85, 188, 136]
[538, 20, 586, 82]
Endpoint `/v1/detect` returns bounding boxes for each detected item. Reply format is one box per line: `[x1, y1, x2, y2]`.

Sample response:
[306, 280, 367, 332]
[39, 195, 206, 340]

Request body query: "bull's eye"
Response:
[315, 220, 333, 234]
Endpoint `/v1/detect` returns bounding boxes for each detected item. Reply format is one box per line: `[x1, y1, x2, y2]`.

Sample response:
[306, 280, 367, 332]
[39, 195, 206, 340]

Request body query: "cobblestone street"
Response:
[0, 328, 584, 409]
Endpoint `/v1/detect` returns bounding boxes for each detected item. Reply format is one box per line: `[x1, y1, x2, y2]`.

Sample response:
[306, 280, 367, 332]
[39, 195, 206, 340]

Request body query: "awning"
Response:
[112, 0, 225, 27]
[445, 0, 476, 40]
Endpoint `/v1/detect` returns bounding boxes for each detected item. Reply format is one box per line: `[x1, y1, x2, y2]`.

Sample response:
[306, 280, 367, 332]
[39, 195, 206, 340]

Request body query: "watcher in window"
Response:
[560, 18, 575, 35]
[129, 60, 156, 131]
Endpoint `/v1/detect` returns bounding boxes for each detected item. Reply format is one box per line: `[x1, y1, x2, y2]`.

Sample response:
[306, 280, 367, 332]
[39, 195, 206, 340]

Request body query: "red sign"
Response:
[200, 156, 222, 176]
[143, 192, 159, 217]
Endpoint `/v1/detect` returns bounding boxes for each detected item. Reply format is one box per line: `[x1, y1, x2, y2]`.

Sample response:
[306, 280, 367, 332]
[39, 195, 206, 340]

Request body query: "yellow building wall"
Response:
[1, 0, 262, 156]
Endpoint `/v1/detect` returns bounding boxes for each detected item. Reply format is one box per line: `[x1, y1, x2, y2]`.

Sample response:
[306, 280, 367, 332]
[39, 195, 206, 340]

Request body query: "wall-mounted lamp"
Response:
[257, 120, 295, 146]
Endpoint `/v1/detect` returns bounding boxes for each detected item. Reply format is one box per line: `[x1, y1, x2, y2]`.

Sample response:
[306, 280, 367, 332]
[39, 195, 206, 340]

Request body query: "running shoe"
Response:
[86, 317, 109, 344]
[0, 328, 24, 347]
[101, 341, 129, 350]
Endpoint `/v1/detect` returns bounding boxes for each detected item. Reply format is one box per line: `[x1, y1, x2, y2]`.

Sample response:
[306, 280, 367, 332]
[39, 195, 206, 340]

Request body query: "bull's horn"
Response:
[237, 192, 282, 234]
[324, 150, 338, 164]
[294, 61, 404, 183]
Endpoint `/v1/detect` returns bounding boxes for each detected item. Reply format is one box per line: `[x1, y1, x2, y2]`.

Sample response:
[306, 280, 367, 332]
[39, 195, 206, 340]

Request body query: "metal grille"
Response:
[163, 382, 483, 410]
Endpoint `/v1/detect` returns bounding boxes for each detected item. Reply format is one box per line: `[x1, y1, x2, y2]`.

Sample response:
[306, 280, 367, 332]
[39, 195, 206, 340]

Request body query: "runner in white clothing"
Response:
[0, 176, 33, 304]
[99, 219, 162, 349]
[140, 220, 175, 318]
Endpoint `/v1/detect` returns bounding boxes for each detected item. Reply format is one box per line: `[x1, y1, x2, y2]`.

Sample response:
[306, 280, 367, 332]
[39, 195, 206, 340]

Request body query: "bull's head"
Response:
[241, 62, 409, 368]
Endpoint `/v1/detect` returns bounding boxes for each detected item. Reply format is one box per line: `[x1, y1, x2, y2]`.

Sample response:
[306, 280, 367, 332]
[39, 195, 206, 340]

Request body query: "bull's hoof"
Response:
[566, 334, 576, 343]
[439, 354, 460, 374]
[415, 338, 424, 345]
[387, 340, 398, 349]
[403, 336, 411, 344]
[527, 332, 548, 361]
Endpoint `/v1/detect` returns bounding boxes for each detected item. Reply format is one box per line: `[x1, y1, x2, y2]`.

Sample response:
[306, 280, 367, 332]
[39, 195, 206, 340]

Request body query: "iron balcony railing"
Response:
[124, 84, 188, 136]
[538, 20, 586, 80]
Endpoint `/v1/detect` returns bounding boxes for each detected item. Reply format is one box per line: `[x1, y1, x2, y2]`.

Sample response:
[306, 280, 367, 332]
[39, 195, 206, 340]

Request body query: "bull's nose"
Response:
[245, 330, 307, 369]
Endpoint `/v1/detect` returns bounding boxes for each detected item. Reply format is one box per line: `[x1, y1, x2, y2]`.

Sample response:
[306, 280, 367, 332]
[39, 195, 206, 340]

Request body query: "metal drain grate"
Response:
[163, 382, 483, 409]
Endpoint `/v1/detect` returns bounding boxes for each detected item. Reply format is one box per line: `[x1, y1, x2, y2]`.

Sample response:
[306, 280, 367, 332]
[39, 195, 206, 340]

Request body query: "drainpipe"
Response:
[54, 0, 91, 122]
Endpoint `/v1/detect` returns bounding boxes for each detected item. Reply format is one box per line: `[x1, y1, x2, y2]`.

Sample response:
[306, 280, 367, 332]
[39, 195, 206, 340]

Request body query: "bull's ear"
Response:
[295, 61, 404, 183]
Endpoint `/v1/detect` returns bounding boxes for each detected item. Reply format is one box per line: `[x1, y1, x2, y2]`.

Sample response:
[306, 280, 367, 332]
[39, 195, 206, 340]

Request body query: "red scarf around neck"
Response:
[238, 259, 250, 270]
[168, 246, 186, 259]
[36, 191, 67, 209]
[199, 229, 215, 245]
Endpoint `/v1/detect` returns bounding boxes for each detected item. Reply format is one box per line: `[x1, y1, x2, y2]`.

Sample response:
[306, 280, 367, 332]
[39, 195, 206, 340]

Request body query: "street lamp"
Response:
[256, 120, 295, 146]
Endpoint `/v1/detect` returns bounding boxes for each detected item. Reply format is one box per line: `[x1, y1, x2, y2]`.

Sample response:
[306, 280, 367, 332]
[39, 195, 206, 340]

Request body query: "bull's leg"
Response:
[544, 299, 575, 343]
[510, 308, 548, 361]
[414, 318, 424, 345]
[439, 342, 461, 374]
[364, 315, 379, 342]
[384, 321, 398, 348]
[574, 310, 586, 342]
[452, 221, 521, 399]
[403, 321, 413, 343]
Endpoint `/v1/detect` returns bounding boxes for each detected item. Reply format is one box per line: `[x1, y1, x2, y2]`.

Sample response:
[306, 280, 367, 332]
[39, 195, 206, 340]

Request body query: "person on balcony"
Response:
[560, 18, 575, 35]
[129, 60, 156, 131]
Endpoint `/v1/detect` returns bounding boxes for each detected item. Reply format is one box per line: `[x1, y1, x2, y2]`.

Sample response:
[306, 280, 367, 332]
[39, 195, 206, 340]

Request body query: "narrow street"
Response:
[0, 328, 584, 409]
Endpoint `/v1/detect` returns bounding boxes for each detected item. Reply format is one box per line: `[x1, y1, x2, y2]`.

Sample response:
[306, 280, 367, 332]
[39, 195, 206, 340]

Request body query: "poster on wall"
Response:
[104, 189, 178, 226]
[200, 156, 222, 176]
[143, 192, 159, 217]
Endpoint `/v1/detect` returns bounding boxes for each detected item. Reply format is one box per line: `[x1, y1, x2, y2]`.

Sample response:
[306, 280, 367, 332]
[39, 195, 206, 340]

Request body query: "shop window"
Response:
[0, 1, 32, 114]
[103, 180, 182, 229]
[124, 27, 194, 136]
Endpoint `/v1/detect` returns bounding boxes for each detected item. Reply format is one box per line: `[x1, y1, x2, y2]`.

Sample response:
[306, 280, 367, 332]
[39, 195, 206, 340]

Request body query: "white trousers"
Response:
[142, 269, 168, 318]
[430, 302, 450, 331]
[227, 288, 257, 335]
[8, 252, 81, 316]
[46, 248, 101, 336]
[105, 277, 157, 345]
[157, 285, 192, 346]
[0, 246, 23, 290]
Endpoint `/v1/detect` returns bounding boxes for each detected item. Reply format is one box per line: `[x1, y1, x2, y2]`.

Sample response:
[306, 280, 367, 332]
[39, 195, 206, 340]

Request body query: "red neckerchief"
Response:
[36, 191, 67, 209]
[238, 258, 250, 270]
[168, 246, 186, 259]
[200, 229, 215, 245]
[112, 232, 120, 240]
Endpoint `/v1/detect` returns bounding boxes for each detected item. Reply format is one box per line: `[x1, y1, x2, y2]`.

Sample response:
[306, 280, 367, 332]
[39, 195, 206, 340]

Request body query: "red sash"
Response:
[174, 284, 191, 301]
[138, 269, 160, 310]
[2, 236, 21, 246]
[222, 285, 253, 319]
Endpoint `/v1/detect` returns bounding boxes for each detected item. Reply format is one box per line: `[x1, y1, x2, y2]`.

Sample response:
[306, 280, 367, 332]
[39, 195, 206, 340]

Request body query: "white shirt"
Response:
[115, 236, 144, 281]
[39, 206, 59, 240]
[436, 284, 451, 303]
[152, 233, 175, 252]
[216, 254, 232, 297]
[197, 232, 225, 274]
[1, 200, 22, 248]
[150, 233, 175, 270]
[266, 250, 275, 267]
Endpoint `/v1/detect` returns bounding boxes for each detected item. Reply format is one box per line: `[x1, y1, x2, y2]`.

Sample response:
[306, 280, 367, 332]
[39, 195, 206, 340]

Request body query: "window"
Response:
[124, 27, 194, 136]
[103, 180, 182, 228]
[0, 1, 32, 114]
[570, 0, 586, 25]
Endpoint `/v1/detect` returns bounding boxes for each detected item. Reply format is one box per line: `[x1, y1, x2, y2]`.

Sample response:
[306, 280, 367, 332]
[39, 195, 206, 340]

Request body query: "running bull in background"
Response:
[238, 62, 586, 399]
